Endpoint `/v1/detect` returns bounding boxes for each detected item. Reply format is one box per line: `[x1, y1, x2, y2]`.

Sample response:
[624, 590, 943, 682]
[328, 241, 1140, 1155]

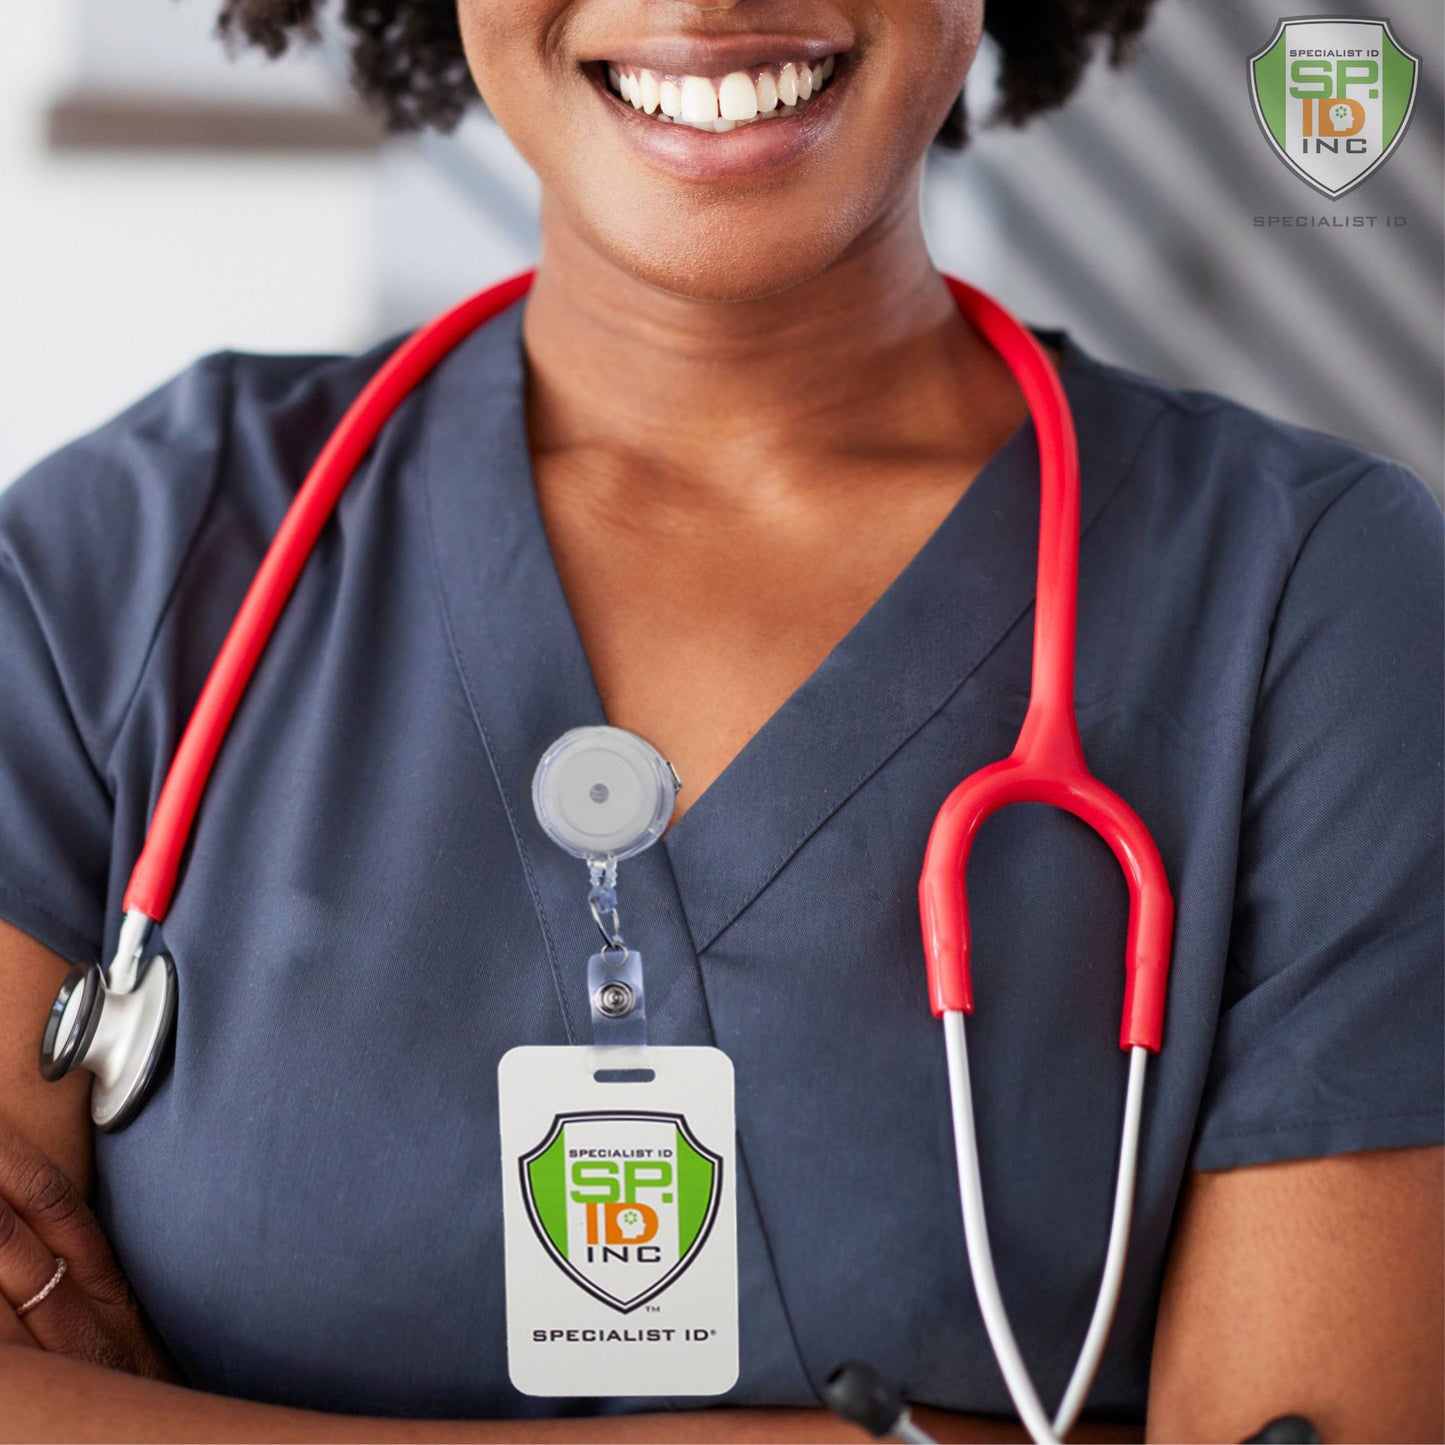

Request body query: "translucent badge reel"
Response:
[531, 726, 679, 864]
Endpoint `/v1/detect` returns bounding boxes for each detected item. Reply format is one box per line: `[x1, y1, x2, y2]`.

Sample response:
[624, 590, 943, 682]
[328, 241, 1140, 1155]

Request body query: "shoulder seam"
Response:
[1061, 341, 1241, 421]
[1071, 351, 1413, 475]
[1247, 459, 1395, 732]
[104, 352, 239, 777]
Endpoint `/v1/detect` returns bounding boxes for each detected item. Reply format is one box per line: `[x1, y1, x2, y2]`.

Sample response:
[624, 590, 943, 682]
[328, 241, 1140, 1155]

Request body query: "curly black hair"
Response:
[216, 0, 1158, 147]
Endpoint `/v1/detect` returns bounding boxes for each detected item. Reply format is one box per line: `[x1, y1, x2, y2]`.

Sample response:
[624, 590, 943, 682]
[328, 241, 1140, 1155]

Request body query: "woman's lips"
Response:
[583, 52, 853, 180]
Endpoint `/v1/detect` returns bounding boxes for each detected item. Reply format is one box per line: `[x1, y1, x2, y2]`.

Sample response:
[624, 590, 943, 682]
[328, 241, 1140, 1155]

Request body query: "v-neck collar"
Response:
[423, 296, 1151, 1031]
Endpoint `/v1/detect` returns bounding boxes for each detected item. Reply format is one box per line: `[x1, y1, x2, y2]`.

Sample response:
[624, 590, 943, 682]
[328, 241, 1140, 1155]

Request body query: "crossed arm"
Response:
[1, 920, 1440, 1444]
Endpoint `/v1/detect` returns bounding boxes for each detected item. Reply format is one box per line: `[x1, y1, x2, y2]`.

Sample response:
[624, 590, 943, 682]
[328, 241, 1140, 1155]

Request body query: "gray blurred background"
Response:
[2, 0, 1440, 496]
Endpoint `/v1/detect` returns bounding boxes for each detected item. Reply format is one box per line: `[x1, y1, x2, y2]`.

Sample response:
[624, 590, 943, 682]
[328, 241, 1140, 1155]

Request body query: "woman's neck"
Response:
[521, 177, 1025, 500]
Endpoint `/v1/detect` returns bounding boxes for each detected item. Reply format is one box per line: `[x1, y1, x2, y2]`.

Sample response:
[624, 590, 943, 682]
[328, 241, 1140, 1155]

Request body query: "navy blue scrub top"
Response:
[0, 295, 1440, 1424]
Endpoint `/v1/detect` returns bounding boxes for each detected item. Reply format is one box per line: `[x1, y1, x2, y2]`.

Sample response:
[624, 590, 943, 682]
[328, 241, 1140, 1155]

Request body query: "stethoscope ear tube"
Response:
[943, 1011, 1148, 1445]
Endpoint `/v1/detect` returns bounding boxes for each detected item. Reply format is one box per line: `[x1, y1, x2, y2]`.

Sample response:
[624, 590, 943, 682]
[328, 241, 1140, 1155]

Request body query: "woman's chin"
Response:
[609, 242, 847, 304]
[556, 192, 871, 303]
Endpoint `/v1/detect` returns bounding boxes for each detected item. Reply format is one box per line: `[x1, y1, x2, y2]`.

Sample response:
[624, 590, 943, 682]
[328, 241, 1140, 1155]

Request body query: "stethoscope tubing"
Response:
[925, 277, 1171, 1441]
[922, 280, 1174, 1059]
[944, 1011, 1148, 1444]
[121, 270, 536, 924]
[1053, 1045, 1147, 1436]
[69, 267, 1174, 1435]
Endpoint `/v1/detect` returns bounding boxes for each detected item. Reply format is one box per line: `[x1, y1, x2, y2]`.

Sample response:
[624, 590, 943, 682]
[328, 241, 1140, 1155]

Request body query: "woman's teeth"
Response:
[604, 56, 837, 131]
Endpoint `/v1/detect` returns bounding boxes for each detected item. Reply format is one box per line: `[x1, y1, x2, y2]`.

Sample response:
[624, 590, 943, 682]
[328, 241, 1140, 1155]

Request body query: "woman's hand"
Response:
[0, 1117, 173, 1380]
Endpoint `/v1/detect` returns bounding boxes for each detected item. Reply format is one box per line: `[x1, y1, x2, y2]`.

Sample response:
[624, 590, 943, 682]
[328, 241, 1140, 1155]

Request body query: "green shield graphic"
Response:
[520, 1110, 722, 1312]
[1249, 17, 1419, 198]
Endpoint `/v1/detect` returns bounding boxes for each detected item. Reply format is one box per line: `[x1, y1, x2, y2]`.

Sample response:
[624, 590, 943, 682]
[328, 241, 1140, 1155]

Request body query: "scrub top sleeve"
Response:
[0, 355, 234, 963]
[1192, 461, 1444, 1172]
[0, 554, 110, 961]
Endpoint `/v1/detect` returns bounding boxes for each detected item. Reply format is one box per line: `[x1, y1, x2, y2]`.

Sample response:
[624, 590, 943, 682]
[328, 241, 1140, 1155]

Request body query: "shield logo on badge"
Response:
[1249, 16, 1419, 198]
[519, 1110, 723, 1312]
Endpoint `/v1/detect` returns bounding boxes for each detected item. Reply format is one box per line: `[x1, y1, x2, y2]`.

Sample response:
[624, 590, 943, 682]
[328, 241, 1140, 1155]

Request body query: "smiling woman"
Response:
[216, 0, 1154, 300]
[216, 0, 1154, 141]
[0, 0, 1440, 1442]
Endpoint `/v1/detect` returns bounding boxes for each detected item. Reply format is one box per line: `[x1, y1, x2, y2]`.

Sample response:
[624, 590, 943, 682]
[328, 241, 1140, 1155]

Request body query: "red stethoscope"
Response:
[38, 269, 1173, 1441]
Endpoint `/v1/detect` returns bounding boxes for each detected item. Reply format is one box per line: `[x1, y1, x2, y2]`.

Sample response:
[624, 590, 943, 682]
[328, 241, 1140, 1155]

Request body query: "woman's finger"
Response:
[0, 1298, 40, 1350]
[0, 1123, 174, 1378]
[0, 1116, 130, 1306]
[0, 1192, 62, 1311]
[0, 1193, 90, 1353]
[0, 1195, 120, 1361]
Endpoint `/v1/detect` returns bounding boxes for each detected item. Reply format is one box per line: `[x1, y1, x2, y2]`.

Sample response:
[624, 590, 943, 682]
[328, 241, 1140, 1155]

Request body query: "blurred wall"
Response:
[923, 0, 1444, 496]
[0, 0, 535, 488]
[1, 0, 1440, 495]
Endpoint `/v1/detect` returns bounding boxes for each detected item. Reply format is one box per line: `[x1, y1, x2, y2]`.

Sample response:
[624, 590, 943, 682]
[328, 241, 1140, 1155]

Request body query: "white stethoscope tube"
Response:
[943, 1011, 1148, 1444]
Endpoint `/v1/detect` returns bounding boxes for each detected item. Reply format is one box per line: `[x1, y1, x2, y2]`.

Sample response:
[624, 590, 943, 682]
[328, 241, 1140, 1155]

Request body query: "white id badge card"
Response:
[498, 1045, 739, 1398]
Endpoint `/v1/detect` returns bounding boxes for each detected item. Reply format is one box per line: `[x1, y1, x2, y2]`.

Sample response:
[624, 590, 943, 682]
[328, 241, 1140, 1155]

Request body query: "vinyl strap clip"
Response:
[588, 946, 648, 1048]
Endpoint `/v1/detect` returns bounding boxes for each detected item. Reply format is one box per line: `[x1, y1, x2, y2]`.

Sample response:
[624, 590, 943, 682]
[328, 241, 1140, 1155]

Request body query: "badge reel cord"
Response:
[32, 270, 1309, 1443]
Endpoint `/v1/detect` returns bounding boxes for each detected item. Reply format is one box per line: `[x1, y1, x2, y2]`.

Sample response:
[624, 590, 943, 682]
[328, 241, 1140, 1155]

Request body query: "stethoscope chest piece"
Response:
[40, 946, 177, 1132]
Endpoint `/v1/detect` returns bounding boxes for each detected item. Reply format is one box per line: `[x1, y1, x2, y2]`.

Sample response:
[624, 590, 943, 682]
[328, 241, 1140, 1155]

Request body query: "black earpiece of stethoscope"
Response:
[38, 912, 177, 1131]
[823, 1362, 935, 1443]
